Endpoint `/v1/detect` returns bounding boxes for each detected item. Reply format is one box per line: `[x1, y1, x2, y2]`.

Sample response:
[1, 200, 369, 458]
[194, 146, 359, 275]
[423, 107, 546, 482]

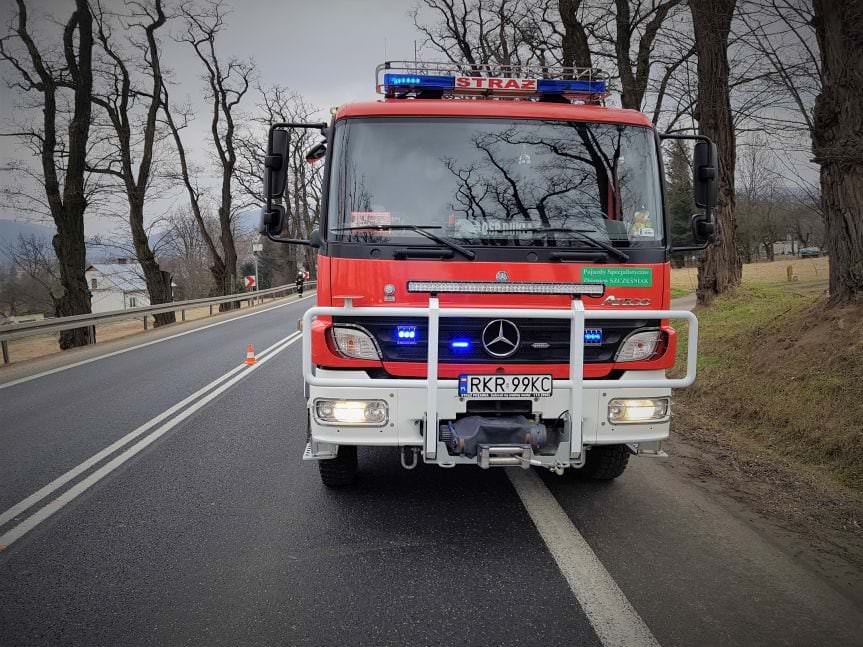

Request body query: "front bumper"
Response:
[308, 367, 670, 450]
[301, 299, 697, 469]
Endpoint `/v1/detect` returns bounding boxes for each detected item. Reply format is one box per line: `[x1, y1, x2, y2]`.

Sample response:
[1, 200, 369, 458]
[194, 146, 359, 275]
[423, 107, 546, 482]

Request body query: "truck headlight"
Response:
[331, 325, 381, 360]
[615, 330, 664, 362]
[314, 399, 389, 426]
[608, 398, 670, 424]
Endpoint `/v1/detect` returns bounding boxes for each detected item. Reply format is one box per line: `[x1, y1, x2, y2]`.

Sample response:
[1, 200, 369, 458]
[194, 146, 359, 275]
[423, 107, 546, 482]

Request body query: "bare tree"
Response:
[0, 0, 95, 348]
[234, 85, 324, 277]
[736, 139, 784, 261]
[159, 204, 220, 298]
[4, 234, 62, 315]
[174, 0, 254, 300]
[557, 0, 592, 67]
[89, 0, 175, 325]
[412, 0, 542, 70]
[159, 82, 224, 295]
[690, 0, 741, 305]
[812, 0, 863, 303]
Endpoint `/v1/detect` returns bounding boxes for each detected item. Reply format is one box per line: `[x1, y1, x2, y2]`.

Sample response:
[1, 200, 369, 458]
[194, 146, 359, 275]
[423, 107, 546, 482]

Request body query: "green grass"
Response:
[674, 285, 863, 491]
[670, 286, 692, 298]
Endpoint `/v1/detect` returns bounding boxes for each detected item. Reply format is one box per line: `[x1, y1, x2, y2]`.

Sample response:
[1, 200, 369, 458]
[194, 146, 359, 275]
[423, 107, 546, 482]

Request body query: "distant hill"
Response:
[0, 220, 133, 265]
[233, 208, 261, 233]
[0, 220, 54, 264]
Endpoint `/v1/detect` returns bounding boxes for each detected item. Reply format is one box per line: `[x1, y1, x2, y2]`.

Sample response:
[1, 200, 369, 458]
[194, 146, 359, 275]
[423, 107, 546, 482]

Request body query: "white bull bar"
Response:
[302, 298, 698, 461]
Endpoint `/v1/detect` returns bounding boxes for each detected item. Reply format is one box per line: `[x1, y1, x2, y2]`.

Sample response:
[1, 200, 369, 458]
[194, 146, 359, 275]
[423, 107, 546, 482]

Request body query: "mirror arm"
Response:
[670, 241, 710, 253]
[265, 231, 312, 246]
[659, 132, 713, 146]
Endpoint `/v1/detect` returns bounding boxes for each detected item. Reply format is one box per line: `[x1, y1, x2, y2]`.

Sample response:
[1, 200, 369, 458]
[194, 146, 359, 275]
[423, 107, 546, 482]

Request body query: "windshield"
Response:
[328, 117, 663, 248]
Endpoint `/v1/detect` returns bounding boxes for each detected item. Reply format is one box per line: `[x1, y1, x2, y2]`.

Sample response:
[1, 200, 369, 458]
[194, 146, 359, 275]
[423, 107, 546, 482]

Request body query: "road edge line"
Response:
[506, 467, 660, 647]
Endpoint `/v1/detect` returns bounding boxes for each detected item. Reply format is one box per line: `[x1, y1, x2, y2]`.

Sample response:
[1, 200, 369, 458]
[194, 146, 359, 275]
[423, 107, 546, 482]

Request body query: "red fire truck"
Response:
[260, 62, 716, 487]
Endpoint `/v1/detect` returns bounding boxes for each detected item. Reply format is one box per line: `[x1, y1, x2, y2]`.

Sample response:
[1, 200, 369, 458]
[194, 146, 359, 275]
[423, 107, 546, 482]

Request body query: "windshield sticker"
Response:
[350, 211, 392, 227]
[582, 267, 653, 287]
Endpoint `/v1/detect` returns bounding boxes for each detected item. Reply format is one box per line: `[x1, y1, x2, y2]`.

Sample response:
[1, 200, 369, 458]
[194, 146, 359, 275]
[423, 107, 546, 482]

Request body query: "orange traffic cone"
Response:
[244, 343, 256, 365]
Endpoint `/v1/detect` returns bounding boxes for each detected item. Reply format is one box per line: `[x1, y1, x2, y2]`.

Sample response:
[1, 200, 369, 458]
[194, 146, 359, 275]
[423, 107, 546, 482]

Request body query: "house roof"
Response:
[86, 263, 147, 292]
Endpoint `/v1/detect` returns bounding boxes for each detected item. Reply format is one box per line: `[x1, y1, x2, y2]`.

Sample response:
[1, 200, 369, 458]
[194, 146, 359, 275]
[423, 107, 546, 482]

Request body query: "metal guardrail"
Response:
[0, 280, 316, 364]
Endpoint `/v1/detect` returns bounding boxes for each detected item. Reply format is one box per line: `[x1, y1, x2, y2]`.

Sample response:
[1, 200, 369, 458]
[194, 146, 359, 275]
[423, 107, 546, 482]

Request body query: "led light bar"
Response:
[406, 280, 605, 297]
[382, 74, 606, 97]
[382, 73, 455, 91]
[584, 328, 603, 345]
[537, 79, 606, 94]
[378, 62, 609, 102]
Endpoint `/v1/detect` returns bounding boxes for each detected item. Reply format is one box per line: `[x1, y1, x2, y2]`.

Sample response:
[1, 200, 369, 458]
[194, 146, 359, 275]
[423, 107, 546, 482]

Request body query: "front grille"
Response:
[333, 316, 659, 364]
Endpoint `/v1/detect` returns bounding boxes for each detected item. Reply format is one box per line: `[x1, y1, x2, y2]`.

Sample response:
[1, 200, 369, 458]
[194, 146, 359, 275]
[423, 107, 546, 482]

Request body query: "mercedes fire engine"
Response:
[260, 62, 717, 487]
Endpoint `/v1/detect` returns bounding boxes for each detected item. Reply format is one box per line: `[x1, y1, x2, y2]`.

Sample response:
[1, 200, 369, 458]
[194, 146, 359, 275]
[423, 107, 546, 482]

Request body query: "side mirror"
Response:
[264, 129, 289, 199]
[305, 142, 326, 164]
[693, 141, 718, 209]
[258, 204, 285, 236]
[308, 228, 322, 248]
[661, 132, 719, 252]
[261, 121, 328, 245]
[690, 213, 715, 243]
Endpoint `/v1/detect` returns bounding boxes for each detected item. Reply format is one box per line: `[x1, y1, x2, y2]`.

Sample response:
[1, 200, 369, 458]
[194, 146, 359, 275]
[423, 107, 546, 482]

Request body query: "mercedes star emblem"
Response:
[481, 319, 520, 358]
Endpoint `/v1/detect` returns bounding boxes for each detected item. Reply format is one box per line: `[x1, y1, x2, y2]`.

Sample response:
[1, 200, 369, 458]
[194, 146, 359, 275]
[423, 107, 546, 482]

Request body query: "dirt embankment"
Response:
[671, 283, 863, 573]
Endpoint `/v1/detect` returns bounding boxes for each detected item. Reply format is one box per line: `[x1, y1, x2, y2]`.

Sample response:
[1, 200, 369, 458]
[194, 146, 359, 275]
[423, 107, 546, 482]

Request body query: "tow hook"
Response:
[400, 447, 420, 470]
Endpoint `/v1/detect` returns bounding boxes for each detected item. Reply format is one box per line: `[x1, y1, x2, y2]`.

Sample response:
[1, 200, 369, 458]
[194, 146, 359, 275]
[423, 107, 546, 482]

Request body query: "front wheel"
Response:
[319, 445, 357, 487]
[580, 445, 630, 480]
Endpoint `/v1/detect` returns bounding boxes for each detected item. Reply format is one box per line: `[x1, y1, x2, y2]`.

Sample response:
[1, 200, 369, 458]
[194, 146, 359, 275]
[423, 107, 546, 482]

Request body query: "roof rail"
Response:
[375, 61, 610, 104]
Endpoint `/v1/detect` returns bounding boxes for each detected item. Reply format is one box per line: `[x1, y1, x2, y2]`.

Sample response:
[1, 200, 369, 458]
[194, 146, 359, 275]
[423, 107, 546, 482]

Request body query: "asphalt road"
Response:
[1, 294, 861, 647]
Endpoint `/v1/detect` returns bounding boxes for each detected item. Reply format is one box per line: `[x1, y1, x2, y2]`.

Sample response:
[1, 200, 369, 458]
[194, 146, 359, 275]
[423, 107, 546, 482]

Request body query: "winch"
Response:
[439, 415, 547, 458]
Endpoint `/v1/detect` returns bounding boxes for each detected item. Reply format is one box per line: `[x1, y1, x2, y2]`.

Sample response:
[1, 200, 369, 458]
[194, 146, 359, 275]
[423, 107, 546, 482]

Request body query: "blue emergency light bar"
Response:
[378, 62, 609, 102]
[384, 74, 454, 91]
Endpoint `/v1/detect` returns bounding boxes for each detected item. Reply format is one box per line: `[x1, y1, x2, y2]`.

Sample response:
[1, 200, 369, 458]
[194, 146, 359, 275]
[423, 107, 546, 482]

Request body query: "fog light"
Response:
[608, 398, 670, 424]
[314, 398, 389, 426]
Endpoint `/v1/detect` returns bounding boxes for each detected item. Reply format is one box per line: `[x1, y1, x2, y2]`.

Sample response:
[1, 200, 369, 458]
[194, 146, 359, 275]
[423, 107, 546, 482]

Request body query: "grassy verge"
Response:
[669, 255, 830, 299]
[669, 282, 863, 568]
[674, 284, 863, 491]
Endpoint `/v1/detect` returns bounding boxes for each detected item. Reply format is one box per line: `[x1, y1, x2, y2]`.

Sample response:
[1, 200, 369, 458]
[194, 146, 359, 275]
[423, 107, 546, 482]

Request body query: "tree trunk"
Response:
[53, 1, 95, 348]
[130, 201, 175, 327]
[558, 0, 592, 69]
[812, 0, 863, 303]
[52, 215, 91, 349]
[690, 0, 741, 305]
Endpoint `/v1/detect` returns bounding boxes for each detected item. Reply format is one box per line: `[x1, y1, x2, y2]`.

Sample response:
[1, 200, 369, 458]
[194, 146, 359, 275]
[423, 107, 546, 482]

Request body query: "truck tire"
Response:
[581, 445, 630, 480]
[319, 445, 357, 487]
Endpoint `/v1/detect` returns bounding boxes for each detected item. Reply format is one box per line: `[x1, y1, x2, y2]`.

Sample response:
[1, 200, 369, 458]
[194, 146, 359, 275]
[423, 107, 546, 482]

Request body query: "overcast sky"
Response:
[0, 0, 421, 235]
[0, 0, 817, 238]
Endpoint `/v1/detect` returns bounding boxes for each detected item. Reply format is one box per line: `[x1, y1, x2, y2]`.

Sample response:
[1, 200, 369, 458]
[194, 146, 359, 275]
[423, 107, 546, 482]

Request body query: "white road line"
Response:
[0, 331, 303, 550]
[0, 331, 301, 534]
[506, 468, 660, 647]
[0, 292, 316, 391]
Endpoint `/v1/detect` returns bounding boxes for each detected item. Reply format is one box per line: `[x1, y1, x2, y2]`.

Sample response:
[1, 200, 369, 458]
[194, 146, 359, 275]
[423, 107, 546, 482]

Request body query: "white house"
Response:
[85, 262, 150, 313]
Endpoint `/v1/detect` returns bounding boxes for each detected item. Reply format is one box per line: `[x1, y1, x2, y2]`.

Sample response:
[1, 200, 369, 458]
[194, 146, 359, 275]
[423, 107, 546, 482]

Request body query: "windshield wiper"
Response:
[332, 224, 476, 260]
[528, 227, 629, 262]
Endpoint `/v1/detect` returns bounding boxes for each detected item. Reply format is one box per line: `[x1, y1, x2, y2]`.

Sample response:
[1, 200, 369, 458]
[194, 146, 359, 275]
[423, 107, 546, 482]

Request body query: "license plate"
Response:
[458, 374, 553, 398]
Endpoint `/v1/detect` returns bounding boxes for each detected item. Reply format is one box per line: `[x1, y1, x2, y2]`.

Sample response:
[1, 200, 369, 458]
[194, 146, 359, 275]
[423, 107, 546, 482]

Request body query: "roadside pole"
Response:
[253, 242, 263, 304]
